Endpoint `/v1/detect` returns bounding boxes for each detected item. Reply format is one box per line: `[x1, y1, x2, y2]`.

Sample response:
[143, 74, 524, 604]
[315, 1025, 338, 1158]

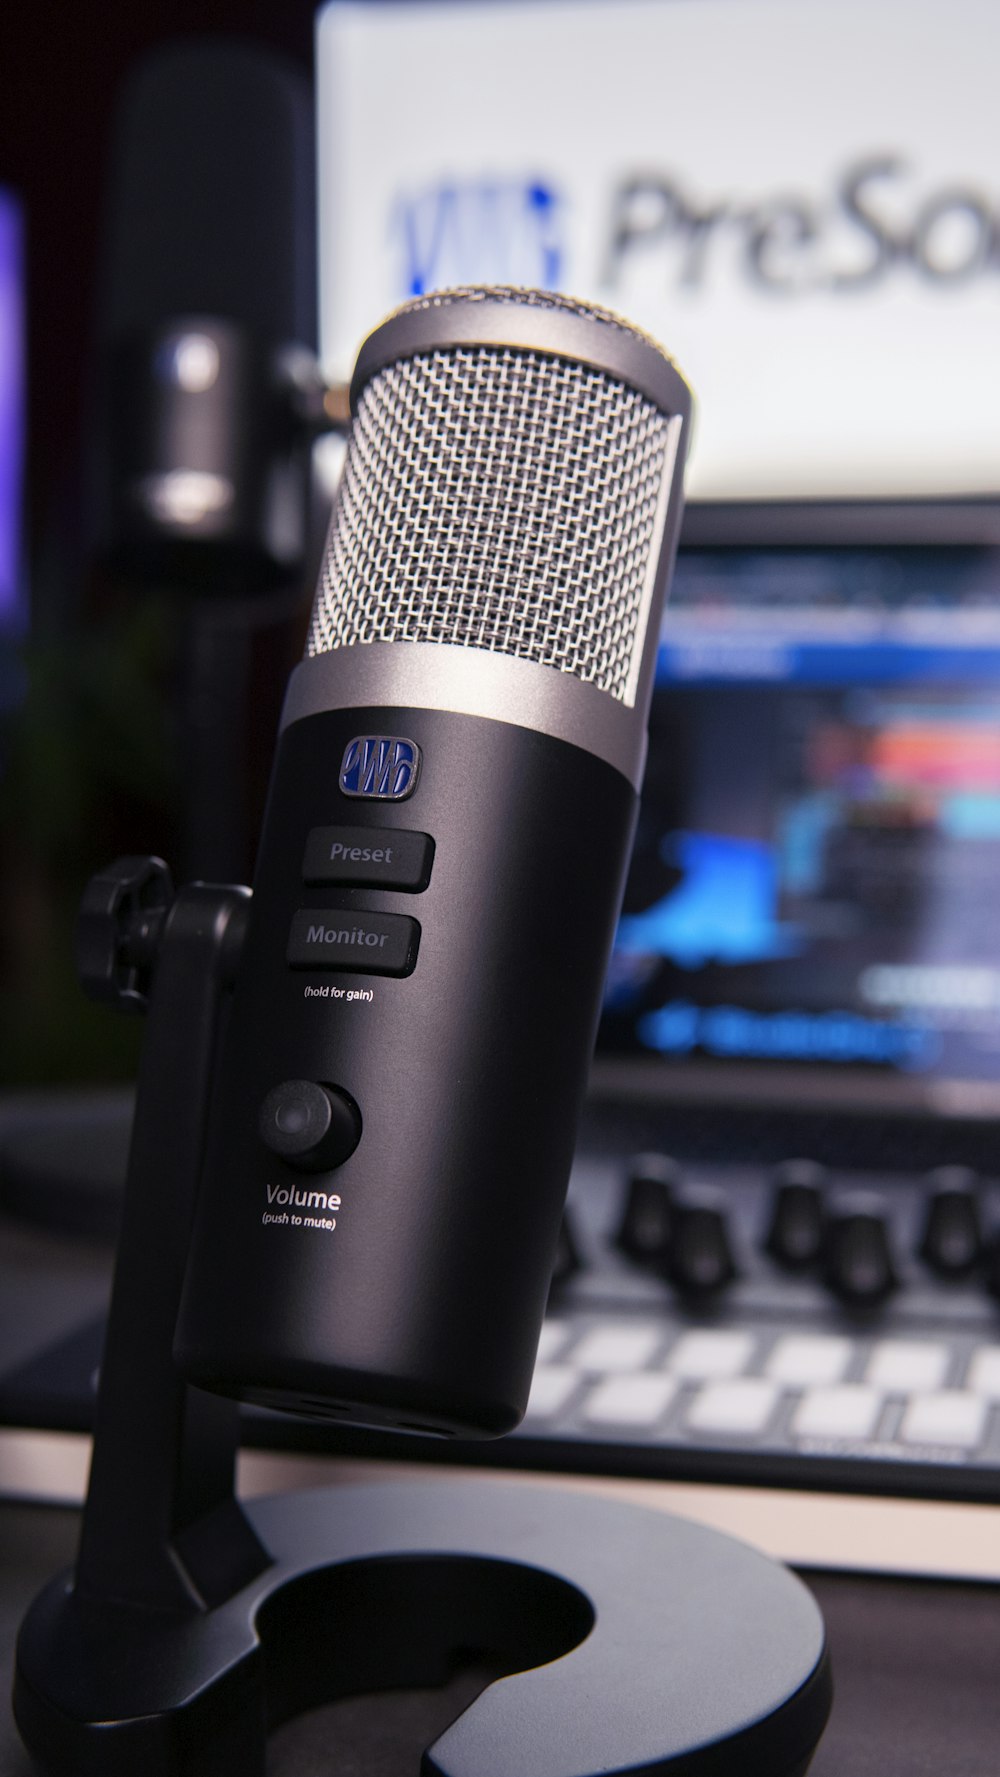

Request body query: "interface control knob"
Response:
[765, 1159, 827, 1270]
[615, 1152, 679, 1267]
[549, 1208, 582, 1294]
[918, 1167, 983, 1278]
[665, 1193, 736, 1298]
[823, 1199, 897, 1308]
[982, 1232, 1000, 1303]
[258, 1080, 361, 1173]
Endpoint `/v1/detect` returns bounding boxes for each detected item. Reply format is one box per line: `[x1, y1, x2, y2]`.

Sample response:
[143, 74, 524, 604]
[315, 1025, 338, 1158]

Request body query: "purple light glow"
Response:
[0, 188, 25, 629]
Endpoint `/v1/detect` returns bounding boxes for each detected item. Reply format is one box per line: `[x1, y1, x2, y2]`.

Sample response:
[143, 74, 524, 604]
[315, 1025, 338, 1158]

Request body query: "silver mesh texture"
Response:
[308, 342, 673, 702]
[382, 282, 671, 358]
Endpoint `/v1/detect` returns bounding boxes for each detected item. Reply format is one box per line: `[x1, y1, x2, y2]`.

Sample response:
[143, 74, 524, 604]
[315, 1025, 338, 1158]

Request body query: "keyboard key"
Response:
[668, 1330, 755, 1381]
[766, 1335, 852, 1387]
[583, 1374, 678, 1428]
[899, 1391, 987, 1450]
[572, 1325, 662, 1372]
[524, 1365, 578, 1420]
[686, 1379, 778, 1435]
[866, 1340, 949, 1393]
[792, 1385, 883, 1441]
[966, 1346, 1000, 1400]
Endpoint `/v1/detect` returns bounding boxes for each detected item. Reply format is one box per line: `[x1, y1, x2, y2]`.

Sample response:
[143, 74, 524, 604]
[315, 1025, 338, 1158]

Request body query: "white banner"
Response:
[317, 0, 1000, 503]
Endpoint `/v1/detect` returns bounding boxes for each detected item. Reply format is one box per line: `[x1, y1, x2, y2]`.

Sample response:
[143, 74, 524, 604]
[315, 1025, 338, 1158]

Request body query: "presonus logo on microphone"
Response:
[392, 177, 565, 295]
[339, 736, 421, 800]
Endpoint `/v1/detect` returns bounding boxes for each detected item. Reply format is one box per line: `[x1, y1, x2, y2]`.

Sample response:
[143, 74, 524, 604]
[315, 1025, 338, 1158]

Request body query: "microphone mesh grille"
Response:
[308, 344, 672, 701]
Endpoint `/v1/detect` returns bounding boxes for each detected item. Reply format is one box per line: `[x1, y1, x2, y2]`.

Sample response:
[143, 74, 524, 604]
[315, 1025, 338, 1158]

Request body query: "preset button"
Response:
[303, 825, 433, 891]
[288, 909, 419, 976]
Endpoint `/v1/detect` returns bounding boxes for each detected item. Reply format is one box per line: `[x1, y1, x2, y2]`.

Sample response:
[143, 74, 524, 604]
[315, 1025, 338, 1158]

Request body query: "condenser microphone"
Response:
[174, 286, 693, 1438]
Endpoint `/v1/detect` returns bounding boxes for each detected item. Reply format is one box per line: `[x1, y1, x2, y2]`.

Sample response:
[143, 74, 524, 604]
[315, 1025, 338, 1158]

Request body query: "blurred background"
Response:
[1, 1, 317, 1089]
[6, 0, 1000, 1111]
[4, 0, 1000, 1211]
[4, 0, 1000, 1581]
[7, 46, 1000, 1777]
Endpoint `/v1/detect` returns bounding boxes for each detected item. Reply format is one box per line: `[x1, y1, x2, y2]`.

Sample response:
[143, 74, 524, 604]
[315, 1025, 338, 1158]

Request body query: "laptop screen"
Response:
[597, 542, 1000, 1118]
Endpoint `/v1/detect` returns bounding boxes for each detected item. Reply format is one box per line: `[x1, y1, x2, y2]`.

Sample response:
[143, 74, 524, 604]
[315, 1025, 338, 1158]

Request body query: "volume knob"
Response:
[550, 1207, 582, 1293]
[258, 1080, 362, 1172]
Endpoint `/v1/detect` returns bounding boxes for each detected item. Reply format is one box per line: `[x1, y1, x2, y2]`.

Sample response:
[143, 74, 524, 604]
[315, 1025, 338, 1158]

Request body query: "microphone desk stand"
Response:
[13, 860, 832, 1777]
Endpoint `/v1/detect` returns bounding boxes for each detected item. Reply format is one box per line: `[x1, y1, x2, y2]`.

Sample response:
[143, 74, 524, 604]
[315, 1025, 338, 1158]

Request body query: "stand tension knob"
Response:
[75, 855, 175, 1012]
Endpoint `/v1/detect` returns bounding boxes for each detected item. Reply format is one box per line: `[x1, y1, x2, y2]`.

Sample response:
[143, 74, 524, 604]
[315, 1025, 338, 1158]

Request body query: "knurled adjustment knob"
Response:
[823, 1198, 897, 1308]
[259, 1080, 361, 1173]
[75, 855, 175, 1011]
[615, 1152, 680, 1267]
[765, 1159, 828, 1270]
[918, 1166, 983, 1279]
[665, 1192, 737, 1298]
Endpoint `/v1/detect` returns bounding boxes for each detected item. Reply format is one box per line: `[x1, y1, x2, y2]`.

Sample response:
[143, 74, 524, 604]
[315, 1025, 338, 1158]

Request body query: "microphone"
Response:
[95, 39, 321, 592]
[174, 286, 693, 1438]
[94, 39, 325, 888]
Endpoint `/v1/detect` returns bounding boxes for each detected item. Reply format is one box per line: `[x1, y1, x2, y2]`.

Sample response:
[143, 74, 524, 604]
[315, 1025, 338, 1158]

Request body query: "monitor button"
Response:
[288, 909, 419, 975]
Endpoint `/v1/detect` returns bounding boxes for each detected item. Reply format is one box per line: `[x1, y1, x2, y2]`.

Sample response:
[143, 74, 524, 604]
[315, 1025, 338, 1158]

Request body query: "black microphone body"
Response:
[174, 288, 692, 1437]
[178, 705, 634, 1435]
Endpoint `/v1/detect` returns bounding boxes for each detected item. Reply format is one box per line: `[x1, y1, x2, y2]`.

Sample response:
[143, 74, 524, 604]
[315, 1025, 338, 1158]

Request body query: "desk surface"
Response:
[3, 1092, 1000, 1772]
[2, 1494, 1000, 1776]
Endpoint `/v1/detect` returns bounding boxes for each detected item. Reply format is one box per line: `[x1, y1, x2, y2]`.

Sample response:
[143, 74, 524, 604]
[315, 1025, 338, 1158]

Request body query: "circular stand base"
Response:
[15, 1478, 831, 1776]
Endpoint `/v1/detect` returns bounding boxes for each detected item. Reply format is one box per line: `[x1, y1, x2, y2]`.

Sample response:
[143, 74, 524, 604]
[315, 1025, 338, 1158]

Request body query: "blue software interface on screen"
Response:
[601, 547, 1000, 1086]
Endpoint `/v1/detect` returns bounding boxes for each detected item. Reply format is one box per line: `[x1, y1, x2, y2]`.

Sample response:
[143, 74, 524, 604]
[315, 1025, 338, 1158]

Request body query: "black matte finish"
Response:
[302, 824, 434, 890]
[766, 1167, 828, 1271]
[616, 1152, 679, 1265]
[97, 43, 321, 590]
[823, 1202, 898, 1308]
[258, 1081, 362, 1173]
[70, 885, 265, 1617]
[286, 905, 420, 975]
[666, 1194, 737, 1298]
[101, 43, 315, 345]
[102, 317, 325, 590]
[15, 1479, 831, 1777]
[550, 1207, 583, 1291]
[175, 706, 638, 1437]
[13, 874, 830, 1777]
[918, 1168, 983, 1278]
[74, 855, 174, 1012]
